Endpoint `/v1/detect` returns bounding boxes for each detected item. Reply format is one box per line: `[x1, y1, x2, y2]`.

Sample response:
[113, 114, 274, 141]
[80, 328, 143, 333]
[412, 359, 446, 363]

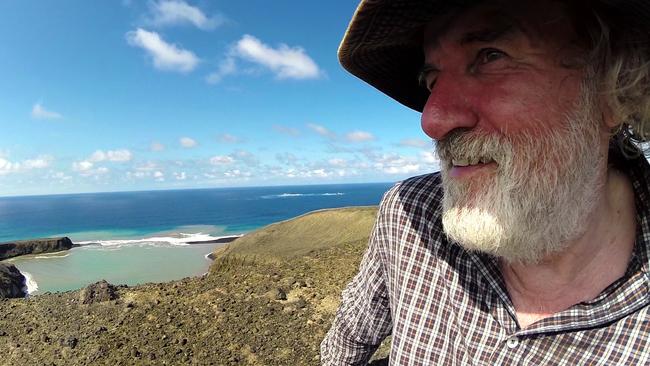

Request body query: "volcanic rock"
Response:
[80, 280, 119, 304]
[0, 237, 74, 261]
[0, 263, 26, 298]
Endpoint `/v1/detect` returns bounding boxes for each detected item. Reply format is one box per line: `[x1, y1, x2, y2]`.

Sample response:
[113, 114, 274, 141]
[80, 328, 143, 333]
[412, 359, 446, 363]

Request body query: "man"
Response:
[322, 0, 650, 364]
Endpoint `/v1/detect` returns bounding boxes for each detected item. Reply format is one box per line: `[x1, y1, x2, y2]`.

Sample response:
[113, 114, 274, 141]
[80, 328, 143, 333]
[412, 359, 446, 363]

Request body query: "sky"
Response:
[0, 0, 438, 197]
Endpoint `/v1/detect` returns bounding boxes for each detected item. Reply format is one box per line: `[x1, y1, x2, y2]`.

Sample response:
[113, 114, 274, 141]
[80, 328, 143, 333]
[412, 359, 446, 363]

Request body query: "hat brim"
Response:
[338, 0, 442, 112]
[339, 0, 650, 113]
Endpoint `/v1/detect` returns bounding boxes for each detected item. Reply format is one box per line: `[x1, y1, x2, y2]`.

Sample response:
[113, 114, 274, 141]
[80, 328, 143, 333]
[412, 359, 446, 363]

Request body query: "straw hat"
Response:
[338, 0, 650, 112]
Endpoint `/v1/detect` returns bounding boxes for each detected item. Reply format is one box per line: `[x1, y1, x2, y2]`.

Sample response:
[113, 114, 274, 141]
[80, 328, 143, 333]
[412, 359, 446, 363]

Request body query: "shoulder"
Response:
[377, 172, 443, 230]
[381, 172, 443, 212]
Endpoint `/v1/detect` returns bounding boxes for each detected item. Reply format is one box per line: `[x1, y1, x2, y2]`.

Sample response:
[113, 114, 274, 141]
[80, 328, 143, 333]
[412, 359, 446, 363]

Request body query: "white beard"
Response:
[436, 91, 606, 264]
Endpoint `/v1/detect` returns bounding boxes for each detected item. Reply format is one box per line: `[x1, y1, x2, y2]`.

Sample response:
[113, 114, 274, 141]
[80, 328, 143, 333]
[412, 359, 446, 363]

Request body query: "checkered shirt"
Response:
[321, 152, 650, 365]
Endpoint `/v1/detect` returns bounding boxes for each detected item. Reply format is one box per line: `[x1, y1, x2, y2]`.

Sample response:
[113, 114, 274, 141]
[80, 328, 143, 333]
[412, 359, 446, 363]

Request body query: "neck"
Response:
[500, 168, 637, 329]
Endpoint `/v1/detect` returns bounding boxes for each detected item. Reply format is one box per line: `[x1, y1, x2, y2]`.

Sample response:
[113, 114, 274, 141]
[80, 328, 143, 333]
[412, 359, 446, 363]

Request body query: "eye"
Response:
[477, 48, 507, 65]
[418, 68, 439, 92]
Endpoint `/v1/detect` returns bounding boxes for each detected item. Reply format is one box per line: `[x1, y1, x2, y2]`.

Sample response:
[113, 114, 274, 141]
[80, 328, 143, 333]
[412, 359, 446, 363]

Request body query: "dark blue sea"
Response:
[0, 183, 392, 242]
[0, 183, 393, 294]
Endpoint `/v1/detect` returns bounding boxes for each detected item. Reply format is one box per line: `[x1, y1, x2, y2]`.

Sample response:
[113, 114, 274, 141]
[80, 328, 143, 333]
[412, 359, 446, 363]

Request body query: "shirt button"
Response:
[506, 336, 519, 349]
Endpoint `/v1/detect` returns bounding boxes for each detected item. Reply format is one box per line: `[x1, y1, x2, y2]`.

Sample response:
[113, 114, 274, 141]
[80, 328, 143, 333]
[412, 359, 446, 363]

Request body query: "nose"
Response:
[420, 73, 479, 140]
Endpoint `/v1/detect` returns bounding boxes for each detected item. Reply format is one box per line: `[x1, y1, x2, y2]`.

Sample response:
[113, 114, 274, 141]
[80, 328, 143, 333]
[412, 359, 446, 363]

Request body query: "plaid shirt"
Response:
[321, 151, 650, 365]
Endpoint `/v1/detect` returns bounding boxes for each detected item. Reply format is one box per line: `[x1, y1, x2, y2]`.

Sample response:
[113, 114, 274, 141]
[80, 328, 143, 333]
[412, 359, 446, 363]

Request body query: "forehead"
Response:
[423, 1, 576, 50]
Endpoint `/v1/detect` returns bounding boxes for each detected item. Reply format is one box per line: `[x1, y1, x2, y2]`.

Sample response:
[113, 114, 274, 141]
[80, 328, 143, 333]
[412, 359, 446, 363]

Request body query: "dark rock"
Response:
[264, 288, 287, 301]
[0, 263, 27, 298]
[0, 237, 73, 261]
[61, 336, 78, 349]
[80, 280, 119, 304]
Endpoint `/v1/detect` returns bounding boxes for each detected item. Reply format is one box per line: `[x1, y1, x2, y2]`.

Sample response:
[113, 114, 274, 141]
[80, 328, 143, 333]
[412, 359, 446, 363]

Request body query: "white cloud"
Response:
[420, 151, 440, 165]
[345, 130, 375, 143]
[148, 0, 225, 30]
[383, 164, 420, 174]
[31, 103, 63, 120]
[0, 155, 53, 175]
[218, 133, 241, 143]
[233, 35, 321, 80]
[399, 138, 430, 148]
[150, 141, 165, 152]
[0, 158, 20, 175]
[328, 158, 347, 167]
[210, 155, 234, 165]
[307, 123, 336, 139]
[23, 155, 52, 169]
[273, 124, 300, 137]
[154, 171, 165, 181]
[371, 153, 423, 175]
[126, 28, 199, 73]
[310, 169, 329, 178]
[89, 149, 133, 162]
[205, 56, 236, 84]
[233, 150, 259, 166]
[224, 169, 251, 178]
[135, 161, 158, 172]
[50, 171, 72, 182]
[276, 152, 299, 165]
[72, 161, 94, 172]
[174, 171, 187, 180]
[180, 137, 197, 148]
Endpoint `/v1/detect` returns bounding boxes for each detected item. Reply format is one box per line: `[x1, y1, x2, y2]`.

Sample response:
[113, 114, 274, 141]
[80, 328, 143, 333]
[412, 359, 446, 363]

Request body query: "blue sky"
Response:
[0, 0, 438, 196]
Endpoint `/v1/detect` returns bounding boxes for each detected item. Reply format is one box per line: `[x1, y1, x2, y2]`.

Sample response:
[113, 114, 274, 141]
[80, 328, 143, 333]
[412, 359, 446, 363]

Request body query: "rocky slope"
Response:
[0, 207, 391, 365]
[0, 237, 74, 261]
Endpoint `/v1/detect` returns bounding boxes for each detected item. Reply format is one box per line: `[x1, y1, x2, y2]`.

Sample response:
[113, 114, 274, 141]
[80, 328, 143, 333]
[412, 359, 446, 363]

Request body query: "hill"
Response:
[211, 206, 378, 262]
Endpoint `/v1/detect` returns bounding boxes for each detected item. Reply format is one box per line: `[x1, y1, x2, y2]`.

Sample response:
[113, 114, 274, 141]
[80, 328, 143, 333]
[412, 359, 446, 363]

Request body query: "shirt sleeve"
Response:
[320, 210, 393, 365]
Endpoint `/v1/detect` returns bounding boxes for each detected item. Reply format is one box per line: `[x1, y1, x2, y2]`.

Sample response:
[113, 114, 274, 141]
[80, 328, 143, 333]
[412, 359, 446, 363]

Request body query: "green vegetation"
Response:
[211, 206, 378, 263]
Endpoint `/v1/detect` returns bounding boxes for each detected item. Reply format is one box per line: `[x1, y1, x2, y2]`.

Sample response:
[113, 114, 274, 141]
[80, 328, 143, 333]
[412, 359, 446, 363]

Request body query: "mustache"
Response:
[435, 129, 511, 167]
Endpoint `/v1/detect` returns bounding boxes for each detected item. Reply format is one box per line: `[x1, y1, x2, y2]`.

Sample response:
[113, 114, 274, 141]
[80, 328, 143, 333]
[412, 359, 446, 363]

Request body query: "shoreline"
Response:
[5, 234, 244, 296]
[185, 235, 242, 245]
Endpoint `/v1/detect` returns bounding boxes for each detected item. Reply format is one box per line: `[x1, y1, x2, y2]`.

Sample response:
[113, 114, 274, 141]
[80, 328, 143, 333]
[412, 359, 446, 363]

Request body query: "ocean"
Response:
[0, 183, 393, 295]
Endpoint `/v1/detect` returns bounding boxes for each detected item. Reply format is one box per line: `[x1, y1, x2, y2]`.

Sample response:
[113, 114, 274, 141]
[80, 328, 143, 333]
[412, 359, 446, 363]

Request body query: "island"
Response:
[0, 207, 391, 365]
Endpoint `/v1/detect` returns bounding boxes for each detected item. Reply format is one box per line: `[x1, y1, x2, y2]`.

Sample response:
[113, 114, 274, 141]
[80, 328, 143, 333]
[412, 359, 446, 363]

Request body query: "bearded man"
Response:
[321, 0, 650, 365]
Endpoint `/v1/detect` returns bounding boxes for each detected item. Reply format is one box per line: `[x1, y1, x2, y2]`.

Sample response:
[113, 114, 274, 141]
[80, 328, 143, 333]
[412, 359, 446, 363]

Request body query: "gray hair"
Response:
[574, 4, 650, 157]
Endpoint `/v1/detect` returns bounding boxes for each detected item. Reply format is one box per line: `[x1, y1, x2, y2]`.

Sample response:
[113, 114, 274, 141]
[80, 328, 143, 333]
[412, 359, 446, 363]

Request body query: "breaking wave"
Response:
[261, 192, 345, 199]
[75, 233, 241, 248]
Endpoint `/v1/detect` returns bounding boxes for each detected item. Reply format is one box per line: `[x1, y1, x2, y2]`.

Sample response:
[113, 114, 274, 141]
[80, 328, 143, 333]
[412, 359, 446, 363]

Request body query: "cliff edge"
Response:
[0, 237, 74, 261]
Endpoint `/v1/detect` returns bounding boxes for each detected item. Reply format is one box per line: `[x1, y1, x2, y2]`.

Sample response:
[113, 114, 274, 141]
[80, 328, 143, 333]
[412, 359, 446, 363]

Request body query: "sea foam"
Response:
[76, 233, 240, 248]
[261, 192, 345, 199]
[22, 271, 38, 295]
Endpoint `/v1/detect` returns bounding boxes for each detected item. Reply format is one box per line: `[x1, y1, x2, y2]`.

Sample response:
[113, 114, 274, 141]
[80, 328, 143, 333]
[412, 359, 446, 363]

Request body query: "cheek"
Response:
[476, 78, 581, 135]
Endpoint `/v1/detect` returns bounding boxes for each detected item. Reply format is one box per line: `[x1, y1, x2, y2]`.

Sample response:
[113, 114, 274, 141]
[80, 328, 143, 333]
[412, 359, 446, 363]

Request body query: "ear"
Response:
[598, 95, 620, 130]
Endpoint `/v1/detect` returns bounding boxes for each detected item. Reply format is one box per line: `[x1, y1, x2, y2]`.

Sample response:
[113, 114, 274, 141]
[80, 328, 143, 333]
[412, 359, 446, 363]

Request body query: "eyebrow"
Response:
[459, 23, 519, 45]
[418, 20, 523, 86]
